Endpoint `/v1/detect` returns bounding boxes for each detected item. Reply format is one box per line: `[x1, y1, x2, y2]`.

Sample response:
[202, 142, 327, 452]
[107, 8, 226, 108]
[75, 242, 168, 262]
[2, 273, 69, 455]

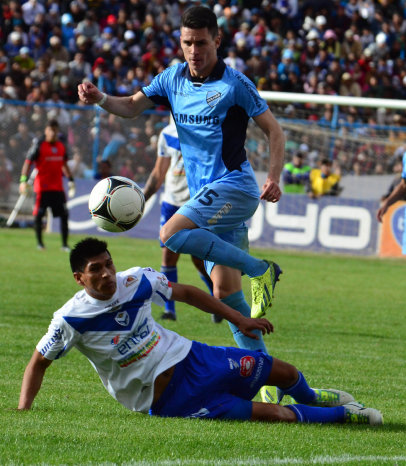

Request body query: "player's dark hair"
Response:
[47, 119, 59, 128]
[70, 237, 111, 272]
[181, 6, 218, 38]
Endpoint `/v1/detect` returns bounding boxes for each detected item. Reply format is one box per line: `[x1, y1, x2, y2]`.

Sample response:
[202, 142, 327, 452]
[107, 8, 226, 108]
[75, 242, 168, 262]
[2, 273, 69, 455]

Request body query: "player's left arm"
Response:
[143, 156, 171, 202]
[253, 109, 285, 202]
[170, 282, 273, 339]
[18, 350, 53, 410]
[62, 160, 75, 197]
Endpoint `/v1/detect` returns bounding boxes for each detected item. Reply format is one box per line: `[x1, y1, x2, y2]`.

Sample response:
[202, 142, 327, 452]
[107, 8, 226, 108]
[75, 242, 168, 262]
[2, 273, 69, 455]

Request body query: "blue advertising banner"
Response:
[60, 181, 380, 256]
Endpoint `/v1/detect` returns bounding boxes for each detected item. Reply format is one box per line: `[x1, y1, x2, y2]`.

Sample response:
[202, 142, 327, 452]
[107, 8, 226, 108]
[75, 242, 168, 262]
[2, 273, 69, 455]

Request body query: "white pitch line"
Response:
[119, 455, 406, 466]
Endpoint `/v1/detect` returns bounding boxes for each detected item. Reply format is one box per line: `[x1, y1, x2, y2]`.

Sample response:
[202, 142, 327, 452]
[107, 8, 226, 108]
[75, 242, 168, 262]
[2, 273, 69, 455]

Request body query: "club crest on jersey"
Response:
[115, 310, 130, 326]
[240, 356, 256, 377]
[124, 276, 138, 287]
[206, 90, 221, 108]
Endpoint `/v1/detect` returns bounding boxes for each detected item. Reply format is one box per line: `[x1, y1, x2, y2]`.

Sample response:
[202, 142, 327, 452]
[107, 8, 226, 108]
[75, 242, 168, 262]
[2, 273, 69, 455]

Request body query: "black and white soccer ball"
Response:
[88, 176, 145, 232]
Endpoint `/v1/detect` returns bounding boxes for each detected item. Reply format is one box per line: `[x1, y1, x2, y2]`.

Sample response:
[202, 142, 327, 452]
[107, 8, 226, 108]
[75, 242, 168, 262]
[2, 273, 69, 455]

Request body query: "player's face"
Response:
[180, 27, 220, 78]
[74, 251, 117, 300]
[45, 125, 58, 143]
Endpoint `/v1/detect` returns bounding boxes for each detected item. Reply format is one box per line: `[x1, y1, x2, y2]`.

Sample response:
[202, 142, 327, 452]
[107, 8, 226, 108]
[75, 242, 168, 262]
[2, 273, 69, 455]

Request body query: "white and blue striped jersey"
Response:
[36, 267, 192, 413]
[158, 123, 190, 206]
[142, 58, 268, 197]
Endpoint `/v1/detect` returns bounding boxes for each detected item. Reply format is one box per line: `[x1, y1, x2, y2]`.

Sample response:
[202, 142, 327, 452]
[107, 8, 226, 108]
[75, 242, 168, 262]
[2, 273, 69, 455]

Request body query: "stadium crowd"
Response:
[1, 0, 406, 200]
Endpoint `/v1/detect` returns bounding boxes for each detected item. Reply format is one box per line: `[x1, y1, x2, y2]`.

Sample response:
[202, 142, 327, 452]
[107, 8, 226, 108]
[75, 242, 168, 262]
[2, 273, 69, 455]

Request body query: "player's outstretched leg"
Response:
[250, 260, 282, 319]
[250, 400, 383, 425]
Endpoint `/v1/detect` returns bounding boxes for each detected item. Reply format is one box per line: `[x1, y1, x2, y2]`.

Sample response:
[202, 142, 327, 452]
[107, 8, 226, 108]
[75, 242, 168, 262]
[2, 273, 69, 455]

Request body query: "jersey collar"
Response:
[183, 58, 226, 83]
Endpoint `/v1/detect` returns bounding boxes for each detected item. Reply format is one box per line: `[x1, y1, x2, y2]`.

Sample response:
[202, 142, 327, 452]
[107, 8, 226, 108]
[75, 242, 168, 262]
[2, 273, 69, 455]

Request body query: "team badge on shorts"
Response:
[206, 91, 221, 108]
[240, 356, 256, 377]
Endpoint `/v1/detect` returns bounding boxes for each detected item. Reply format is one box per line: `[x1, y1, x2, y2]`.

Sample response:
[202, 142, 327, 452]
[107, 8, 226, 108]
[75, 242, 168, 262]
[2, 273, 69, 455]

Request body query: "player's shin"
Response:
[222, 291, 267, 352]
[164, 229, 267, 277]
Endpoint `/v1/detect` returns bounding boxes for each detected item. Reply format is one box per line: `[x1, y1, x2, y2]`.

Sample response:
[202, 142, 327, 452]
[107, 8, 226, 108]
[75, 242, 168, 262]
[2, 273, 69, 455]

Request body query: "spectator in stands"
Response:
[94, 159, 113, 180]
[21, 0, 45, 27]
[119, 158, 135, 180]
[224, 47, 246, 74]
[68, 52, 92, 86]
[307, 159, 342, 199]
[67, 147, 89, 179]
[282, 152, 311, 194]
[341, 29, 363, 60]
[339, 72, 362, 97]
[43, 36, 70, 70]
[0, 144, 13, 201]
[75, 11, 100, 43]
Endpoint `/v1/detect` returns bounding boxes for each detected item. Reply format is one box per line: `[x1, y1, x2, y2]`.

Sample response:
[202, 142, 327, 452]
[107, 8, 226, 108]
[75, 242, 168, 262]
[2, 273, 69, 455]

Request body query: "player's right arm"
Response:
[377, 178, 406, 222]
[18, 350, 53, 410]
[143, 156, 171, 202]
[77, 82, 154, 118]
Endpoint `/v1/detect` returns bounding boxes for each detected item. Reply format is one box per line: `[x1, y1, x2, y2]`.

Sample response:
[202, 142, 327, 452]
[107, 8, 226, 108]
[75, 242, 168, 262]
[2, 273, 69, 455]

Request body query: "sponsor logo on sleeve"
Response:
[240, 355, 256, 377]
[39, 328, 64, 356]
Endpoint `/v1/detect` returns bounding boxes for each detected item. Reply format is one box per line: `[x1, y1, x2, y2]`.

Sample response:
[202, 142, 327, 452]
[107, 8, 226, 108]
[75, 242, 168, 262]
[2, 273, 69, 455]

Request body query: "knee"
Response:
[268, 358, 299, 388]
[159, 224, 171, 245]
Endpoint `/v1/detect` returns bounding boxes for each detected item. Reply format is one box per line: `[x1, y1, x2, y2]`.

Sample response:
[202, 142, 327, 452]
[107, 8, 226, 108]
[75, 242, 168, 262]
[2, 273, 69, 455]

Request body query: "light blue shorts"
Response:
[177, 180, 259, 234]
[149, 341, 273, 420]
[177, 180, 259, 274]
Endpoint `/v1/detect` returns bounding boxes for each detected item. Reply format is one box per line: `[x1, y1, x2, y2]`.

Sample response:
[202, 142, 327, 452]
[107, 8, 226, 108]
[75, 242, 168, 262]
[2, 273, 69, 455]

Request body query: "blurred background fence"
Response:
[1, 96, 405, 257]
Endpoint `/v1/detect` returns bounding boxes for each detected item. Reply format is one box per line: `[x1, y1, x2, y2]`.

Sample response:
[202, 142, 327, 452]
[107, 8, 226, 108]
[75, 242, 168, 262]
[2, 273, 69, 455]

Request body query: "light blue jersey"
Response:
[142, 58, 268, 197]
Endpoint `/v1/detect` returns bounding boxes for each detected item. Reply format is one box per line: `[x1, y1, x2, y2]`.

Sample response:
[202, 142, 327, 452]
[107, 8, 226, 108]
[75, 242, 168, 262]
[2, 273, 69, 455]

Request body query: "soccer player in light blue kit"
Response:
[78, 6, 284, 401]
[143, 122, 214, 321]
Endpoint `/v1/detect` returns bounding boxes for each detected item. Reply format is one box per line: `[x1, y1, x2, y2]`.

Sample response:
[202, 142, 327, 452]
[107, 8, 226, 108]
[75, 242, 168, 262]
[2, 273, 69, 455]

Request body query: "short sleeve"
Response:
[142, 268, 173, 305]
[142, 68, 173, 107]
[232, 70, 268, 118]
[36, 315, 79, 360]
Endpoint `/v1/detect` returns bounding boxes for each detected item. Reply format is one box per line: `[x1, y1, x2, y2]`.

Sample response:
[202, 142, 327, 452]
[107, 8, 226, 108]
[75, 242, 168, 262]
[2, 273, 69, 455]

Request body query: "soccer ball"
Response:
[88, 176, 145, 232]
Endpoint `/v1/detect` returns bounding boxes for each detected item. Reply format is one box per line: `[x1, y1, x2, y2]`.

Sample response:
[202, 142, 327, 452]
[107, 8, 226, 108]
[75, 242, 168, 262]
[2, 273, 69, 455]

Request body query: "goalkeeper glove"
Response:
[68, 180, 76, 198]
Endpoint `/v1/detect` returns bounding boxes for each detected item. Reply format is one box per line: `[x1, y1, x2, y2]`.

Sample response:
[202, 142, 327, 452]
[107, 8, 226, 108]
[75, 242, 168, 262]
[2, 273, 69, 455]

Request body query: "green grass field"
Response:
[0, 228, 405, 465]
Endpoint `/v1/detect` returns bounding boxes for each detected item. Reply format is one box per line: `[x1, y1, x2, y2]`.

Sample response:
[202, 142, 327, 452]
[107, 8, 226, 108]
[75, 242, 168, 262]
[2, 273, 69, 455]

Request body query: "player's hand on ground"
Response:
[77, 81, 104, 105]
[260, 179, 282, 202]
[237, 316, 274, 340]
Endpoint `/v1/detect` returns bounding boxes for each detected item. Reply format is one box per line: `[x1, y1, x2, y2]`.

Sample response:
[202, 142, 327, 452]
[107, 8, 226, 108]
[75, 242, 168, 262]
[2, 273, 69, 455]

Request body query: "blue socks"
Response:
[161, 266, 177, 314]
[221, 291, 267, 352]
[287, 404, 346, 423]
[280, 373, 346, 423]
[278, 371, 316, 405]
[279, 372, 346, 423]
[164, 229, 268, 278]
